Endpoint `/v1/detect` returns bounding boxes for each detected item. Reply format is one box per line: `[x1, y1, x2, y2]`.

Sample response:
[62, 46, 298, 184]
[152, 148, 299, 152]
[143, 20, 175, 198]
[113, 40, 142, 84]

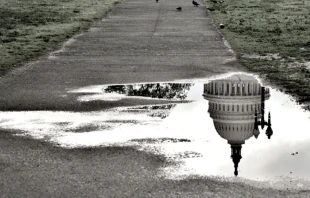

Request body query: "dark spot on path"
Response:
[130, 138, 191, 144]
[168, 151, 203, 159]
[65, 124, 111, 133]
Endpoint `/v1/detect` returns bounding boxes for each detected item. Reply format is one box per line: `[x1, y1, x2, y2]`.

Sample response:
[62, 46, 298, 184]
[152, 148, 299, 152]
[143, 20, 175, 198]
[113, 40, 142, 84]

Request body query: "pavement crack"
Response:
[146, 1, 163, 54]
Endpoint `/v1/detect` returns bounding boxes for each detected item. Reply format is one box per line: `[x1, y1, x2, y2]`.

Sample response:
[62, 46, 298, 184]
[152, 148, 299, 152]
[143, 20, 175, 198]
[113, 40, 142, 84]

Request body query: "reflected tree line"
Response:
[104, 83, 193, 100]
[129, 104, 176, 110]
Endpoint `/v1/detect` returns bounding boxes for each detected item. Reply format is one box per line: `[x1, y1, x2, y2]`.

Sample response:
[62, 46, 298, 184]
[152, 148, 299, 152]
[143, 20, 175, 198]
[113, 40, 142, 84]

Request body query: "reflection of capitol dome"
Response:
[203, 74, 270, 176]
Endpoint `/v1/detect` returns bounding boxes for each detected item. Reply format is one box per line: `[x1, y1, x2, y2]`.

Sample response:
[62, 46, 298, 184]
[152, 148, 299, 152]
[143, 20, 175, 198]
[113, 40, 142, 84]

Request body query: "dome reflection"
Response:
[203, 74, 271, 176]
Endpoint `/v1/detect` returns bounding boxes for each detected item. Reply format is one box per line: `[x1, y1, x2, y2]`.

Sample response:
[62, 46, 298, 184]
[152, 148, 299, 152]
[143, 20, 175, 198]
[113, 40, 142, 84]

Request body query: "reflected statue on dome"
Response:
[203, 74, 272, 176]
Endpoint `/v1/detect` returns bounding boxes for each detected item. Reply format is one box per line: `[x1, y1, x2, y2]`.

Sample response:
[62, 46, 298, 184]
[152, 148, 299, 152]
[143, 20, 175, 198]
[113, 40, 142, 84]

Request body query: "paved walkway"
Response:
[0, 0, 244, 111]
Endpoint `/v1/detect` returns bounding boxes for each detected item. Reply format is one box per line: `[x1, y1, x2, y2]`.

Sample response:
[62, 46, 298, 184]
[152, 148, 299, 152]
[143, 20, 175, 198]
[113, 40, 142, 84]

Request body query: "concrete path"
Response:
[0, 0, 244, 111]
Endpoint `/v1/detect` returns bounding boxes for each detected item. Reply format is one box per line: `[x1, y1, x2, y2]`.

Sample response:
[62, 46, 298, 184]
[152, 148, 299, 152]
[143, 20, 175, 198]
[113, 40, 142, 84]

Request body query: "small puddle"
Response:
[1, 72, 310, 190]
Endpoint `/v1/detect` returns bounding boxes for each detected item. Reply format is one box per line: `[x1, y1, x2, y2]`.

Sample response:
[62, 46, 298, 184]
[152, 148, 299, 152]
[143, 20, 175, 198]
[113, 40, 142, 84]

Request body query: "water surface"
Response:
[1, 73, 309, 190]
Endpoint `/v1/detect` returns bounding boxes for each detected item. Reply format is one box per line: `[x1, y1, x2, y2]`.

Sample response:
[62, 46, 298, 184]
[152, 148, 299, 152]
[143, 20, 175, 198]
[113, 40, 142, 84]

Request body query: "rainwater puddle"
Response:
[1, 72, 310, 190]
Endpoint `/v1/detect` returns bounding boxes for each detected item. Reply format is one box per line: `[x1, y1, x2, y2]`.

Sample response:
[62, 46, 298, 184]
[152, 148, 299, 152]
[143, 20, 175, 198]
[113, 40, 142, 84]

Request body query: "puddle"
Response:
[1, 73, 310, 190]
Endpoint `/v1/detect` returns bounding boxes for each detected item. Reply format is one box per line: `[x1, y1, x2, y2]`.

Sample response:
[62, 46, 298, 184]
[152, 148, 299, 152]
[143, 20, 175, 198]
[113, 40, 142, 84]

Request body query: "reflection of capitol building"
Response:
[203, 74, 270, 176]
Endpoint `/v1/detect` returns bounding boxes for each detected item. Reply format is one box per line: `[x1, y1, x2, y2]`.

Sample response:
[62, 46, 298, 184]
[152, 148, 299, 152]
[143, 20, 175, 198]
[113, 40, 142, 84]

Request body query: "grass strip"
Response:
[204, 0, 310, 105]
[0, 0, 121, 76]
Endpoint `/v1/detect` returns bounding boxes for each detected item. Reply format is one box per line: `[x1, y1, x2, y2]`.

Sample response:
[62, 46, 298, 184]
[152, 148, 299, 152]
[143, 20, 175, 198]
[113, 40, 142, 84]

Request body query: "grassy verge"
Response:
[204, 0, 310, 106]
[0, 0, 121, 76]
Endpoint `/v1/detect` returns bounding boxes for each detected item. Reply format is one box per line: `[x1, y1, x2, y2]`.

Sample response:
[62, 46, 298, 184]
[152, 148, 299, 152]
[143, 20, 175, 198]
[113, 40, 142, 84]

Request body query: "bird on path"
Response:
[176, 7, 182, 11]
[156, 0, 158, 2]
[192, 0, 200, 6]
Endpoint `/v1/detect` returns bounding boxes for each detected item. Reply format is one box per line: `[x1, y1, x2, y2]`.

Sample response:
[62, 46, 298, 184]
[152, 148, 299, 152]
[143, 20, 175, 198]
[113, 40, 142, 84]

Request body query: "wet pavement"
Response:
[1, 72, 310, 190]
[1, 0, 309, 196]
[0, 0, 244, 111]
